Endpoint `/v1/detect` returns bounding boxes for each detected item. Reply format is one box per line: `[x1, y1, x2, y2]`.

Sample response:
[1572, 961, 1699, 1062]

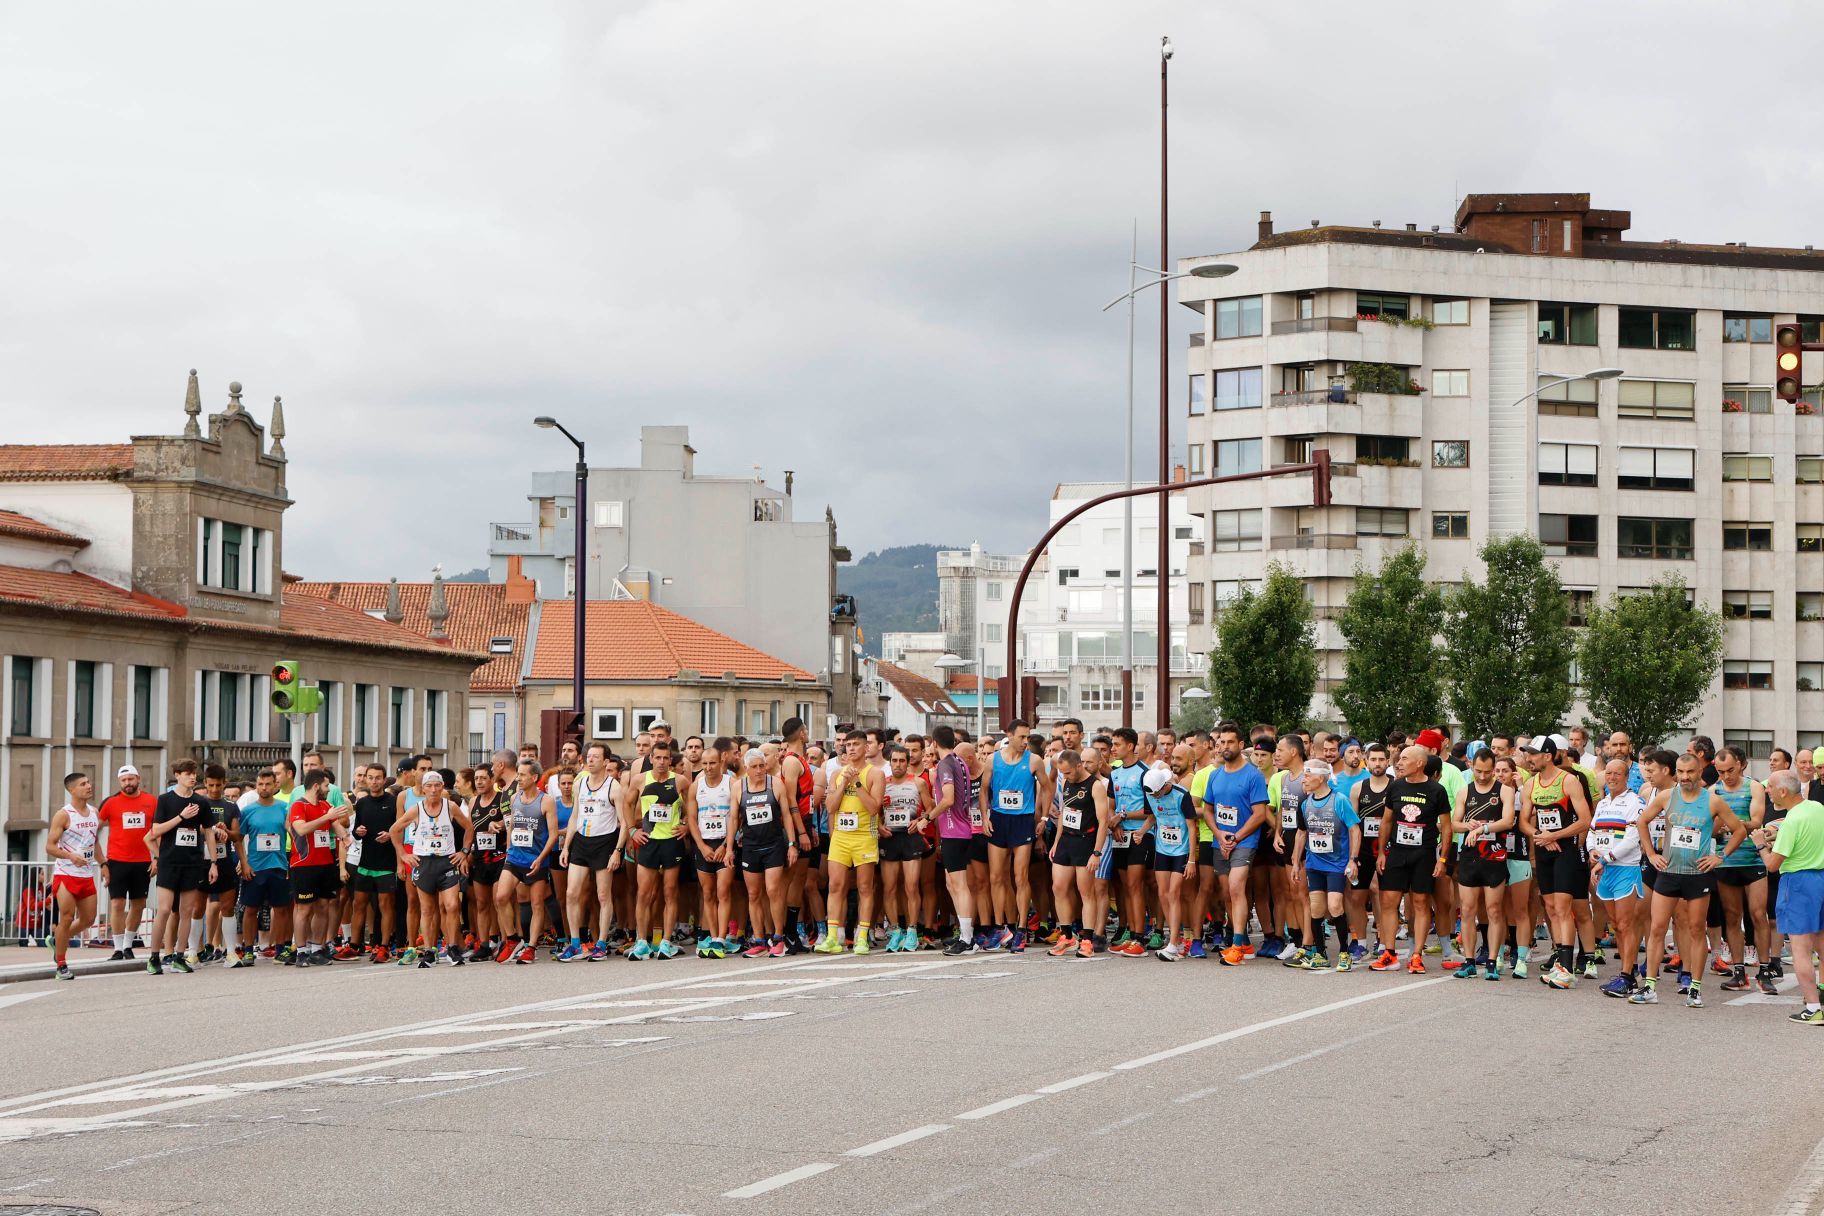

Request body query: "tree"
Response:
[1332, 544, 1445, 740]
[1576, 577, 1722, 747]
[1208, 564, 1317, 729]
[1172, 675, 1217, 735]
[1441, 534, 1574, 739]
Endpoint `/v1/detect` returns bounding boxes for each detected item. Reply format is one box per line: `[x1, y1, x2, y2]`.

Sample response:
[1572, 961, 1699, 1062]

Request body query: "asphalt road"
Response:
[2, 946, 1821, 1216]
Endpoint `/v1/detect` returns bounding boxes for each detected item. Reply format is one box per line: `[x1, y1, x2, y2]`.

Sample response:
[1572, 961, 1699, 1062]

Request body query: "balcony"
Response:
[1355, 462, 1423, 504]
[190, 743, 293, 781]
[1270, 532, 1357, 550]
[1189, 332, 1205, 348]
[831, 594, 857, 621]
[1265, 389, 1424, 438]
[1268, 316, 1425, 369]
[1271, 317, 1358, 336]
[489, 522, 543, 556]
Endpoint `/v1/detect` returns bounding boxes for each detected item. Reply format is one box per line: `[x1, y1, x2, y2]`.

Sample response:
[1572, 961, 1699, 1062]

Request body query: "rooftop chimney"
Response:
[1258, 210, 1274, 241]
[1405, 223, 1417, 231]
[504, 555, 536, 605]
[1172, 463, 1186, 485]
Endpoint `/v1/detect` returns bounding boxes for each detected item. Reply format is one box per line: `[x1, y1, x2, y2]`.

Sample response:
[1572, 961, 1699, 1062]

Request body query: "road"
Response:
[1, 947, 1821, 1216]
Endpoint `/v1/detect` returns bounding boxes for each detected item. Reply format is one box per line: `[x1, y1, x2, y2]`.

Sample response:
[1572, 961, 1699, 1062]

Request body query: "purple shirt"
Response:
[933, 753, 975, 840]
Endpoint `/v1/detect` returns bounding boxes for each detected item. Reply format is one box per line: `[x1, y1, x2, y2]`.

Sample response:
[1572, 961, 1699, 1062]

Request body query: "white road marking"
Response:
[955, 1093, 1042, 1121]
[722, 1161, 839, 1198]
[1091, 1110, 1153, 1135]
[1112, 977, 1451, 1069]
[846, 1124, 950, 1157]
[1233, 1003, 1465, 1083]
[905, 970, 1013, 980]
[1035, 1071, 1110, 1094]
[0, 991, 55, 1012]
[1772, 1129, 1824, 1216]
[660, 1011, 794, 1023]
[1728, 974, 1798, 1005]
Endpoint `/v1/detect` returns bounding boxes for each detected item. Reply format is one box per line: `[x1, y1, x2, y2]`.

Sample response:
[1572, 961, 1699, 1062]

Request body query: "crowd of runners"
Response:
[39, 718, 1824, 1023]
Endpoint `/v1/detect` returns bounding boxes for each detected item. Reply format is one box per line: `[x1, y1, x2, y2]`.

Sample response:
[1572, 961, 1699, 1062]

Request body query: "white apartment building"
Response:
[1179, 193, 1824, 758]
[938, 484, 1206, 726]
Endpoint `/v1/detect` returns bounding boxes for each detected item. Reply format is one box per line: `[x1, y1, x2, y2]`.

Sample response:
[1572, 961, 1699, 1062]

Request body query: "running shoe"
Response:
[1307, 952, 1333, 972]
[1441, 958, 1463, 972]
[1711, 956, 1732, 976]
[333, 944, 360, 961]
[1541, 963, 1573, 990]
[417, 950, 434, 969]
[109, 949, 126, 961]
[1077, 936, 1097, 959]
[168, 954, 193, 974]
[852, 934, 870, 956]
[1336, 954, 1353, 973]
[1187, 940, 1206, 960]
[1758, 967, 1779, 996]
[1155, 946, 1182, 962]
[742, 941, 770, 960]
[1677, 970, 1693, 994]
[496, 937, 520, 963]
[1628, 984, 1659, 1005]
[588, 941, 610, 961]
[1370, 948, 1400, 972]
[1787, 1007, 1824, 1026]
[1579, 955, 1599, 980]
[1240, 942, 1256, 959]
[513, 943, 536, 964]
[990, 928, 1015, 952]
[370, 946, 390, 964]
[1048, 933, 1078, 958]
[1597, 934, 1615, 949]
[1348, 941, 1369, 963]
[146, 952, 163, 975]
[1009, 930, 1026, 954]
[1043, 927, 1063, 945]
[1423, 940, 1442, 956]
[275, 944, 296, 965]
[1219, 946, 1246, 966]
[942, 938, 977, 956]
[1257, 936, 1283, 960]
[1600, 975, 1634, 999]
[768, 939, 788, 958]
[1721, 966, 1750, 992]
[1145, 931, 1166, 952]
[557, 941, 585, 962]
[436, 947, 455, 966]
[1282, 948, 1313, 969]
[56, 964, 74, 980]
[1117, 939, 1148, 957]
[1511, 957, 1529, 980]
[394, 946, 418, 966]
[655, 939, 679, 960]
[1453, 960, 1481, 980]
[813, 932, 843, 955]
[1685, 987, 1704, 1009]
[885, 928, 904, 952]
[1745, 946, 1760, 966]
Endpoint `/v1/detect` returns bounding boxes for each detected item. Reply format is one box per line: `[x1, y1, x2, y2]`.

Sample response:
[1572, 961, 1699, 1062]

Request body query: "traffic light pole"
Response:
[288, 713, 305, 777]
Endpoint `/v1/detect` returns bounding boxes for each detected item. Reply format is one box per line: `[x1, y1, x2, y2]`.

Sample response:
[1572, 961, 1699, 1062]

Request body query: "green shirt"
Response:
[1773, 800, 1824, 872]
[1437, 760, 1466, 806]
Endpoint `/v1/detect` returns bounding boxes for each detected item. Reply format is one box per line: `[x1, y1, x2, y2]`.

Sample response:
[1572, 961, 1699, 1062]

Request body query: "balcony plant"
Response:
[1722, 398, 1744, 413]
[1798, 401, 1817, 415]
[1347, 362, 1422, 396]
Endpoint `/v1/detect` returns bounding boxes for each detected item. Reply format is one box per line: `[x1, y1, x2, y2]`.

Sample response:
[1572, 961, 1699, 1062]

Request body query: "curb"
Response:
[0, 959, 145, 985]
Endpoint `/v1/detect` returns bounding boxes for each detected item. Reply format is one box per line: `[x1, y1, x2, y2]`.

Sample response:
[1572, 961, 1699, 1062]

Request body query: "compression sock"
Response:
[958, 917, 975, 941]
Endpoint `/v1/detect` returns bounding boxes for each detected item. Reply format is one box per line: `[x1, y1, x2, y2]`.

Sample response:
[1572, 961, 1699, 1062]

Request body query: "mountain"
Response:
[839, 544, 950, 657]
[444, 567, 491, 583]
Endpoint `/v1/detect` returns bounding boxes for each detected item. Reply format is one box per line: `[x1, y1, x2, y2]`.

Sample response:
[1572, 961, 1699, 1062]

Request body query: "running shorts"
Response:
[827, 831, 879, 869]
[939, 838, 974, 874]
[880, 833, 931, 863]
[569, 833, 618, 871]
[1455, 855, 1509, 890]
[413, 855, 463, 894]
[1773, 868, 1824, 936]
[1532, 846, 1589, 899]
[107, 859, 151, 900]
[348, 868, 400, 895]
[156, 861, 211, 893]
[1050, 833, 1095, 869]
[1378, 848, 1435, 895]
[1305, 867, 1347, 895]
[1652, 870, 1713, 901]
[1714, 864, 1767, 888]
[739, 839, 789, 873]
[1595, 864, 1645, 902]
[290, 864, 341, 903]
[635, 838, 685, 871]
[1151, 851, 1188, 875]
[239, 868, 291, 909]
[988, 811, 1035, 850]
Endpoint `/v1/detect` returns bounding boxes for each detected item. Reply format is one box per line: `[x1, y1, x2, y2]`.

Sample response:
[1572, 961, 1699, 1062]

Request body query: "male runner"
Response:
[145, 760, 218, 974]
[817, 729, 884, 954]
[737, 746, 802, 957]
[1519, 734, 1595, 989]
[931, 725, 981, 955]
[1631, 753, 1747, 1008]
[777, 717, 820, 952]
[1288, 759, 1359, 971]
[495, 759, 558, 964]
[1753, 773, 1824, 1023]
[237, 769, 293, 964]
[1372, 745, 1450, 973]
[388, 769, 471, 965]
[347, 763, 401, 961]
[684, 737, 738, 958]
[1448, 749, 1513, 981]
[1103, 728, 1153, 956]
[558, 743, 627, 961]
[97, 764, 155, 958]
[1710, 745, 1772, 994]
[981, 719, 1048, 951]
[464, 763, 509, 959]
[199, 764, 242, 965]
[1048, 746, 1113, 958]
[47, 773, 102, 979]
[1346, 743, 1393, 961]
[879, 743, 934, 952]
[1591, 757, 1647, 998]
[287, 769, 349, 966]
[1205, 722, 1271, 966]
[626, 741, 687, 959]
[1146, 758, 1207, 961]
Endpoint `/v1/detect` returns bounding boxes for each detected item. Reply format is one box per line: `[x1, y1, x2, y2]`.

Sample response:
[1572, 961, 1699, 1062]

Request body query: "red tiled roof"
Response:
[288, 580, 530, 691]
[0, 510, 89, 549]
[275, 591, 484, 659]
[0, 444, 134, 482]
[0, 564, 184, 619]
[530, 600, 814, 683]
[875, 662, 960, 715]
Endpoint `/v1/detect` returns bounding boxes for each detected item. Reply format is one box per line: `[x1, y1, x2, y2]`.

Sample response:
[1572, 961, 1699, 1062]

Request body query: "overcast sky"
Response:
[4, 2, 1820, 580]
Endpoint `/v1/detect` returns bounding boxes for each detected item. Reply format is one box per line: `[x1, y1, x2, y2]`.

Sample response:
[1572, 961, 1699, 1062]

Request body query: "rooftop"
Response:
[0, 444, 135, 483]
[0, 509, 90, 549]
[528, 599, 815, 684]
[288, 580, 531, 692]
[874, 662, 961, 716]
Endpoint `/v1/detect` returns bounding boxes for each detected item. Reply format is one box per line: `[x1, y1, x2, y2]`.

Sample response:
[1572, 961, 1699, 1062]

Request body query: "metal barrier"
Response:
[1, 859, 155, 948]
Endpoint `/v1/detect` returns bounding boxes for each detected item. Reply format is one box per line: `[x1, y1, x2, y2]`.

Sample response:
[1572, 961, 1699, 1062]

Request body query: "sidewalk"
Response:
[0, 942, 145, 985]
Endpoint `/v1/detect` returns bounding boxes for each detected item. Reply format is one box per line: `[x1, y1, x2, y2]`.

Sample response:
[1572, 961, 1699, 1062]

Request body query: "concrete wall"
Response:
[0, 482, 135, 586]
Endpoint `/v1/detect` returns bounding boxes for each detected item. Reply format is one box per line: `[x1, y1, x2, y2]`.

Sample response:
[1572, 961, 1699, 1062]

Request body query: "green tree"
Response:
[1576, 577, 1722, 747]
[1208, 564, 1317, 728]
[1332, 543, 1445, 740]
[1441, 534, 1574, 739]
[1172, 673, 1217, 735]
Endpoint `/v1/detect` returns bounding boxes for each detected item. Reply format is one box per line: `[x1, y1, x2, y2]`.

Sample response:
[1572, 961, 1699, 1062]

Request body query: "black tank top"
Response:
[1059, 779, 1098, 837]
[740, 779, 784, 847]
[1463, 783, 1507, 859]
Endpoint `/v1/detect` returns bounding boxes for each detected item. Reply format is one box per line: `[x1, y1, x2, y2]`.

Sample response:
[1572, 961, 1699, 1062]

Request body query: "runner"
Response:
[237, 769, 293, 966]
[388, 769, 471, 965]
[199, 764, 243, 966]
[626, 741, 687, 960]
[1103, 728, 1153, 957]
[1519, 734, 1596, 989]
[346, 763, 401, 962]
[684, 738, 738, 958]
[558, 743, 627, 961]
[97, 764, 155, 959]
[1287, 759, 1359, 971]
[1372, 745, 1450, 973]
[1493, 754, 1535, 979]
[815, 730, 884, 954]
[930, 725, 981, 956]
[1590, 757, 1648, 997]
[1145, 756, 1206, 962]
[494, 759, 558, 964]
[145, 760, 218, 974]
[1632, 753, 1748, 1007]
[736, 746, 801, 957]
[1047, 747, 1113, 957]
[1260, 734, 1309, 960]
[1710, 745, 1772, 994]
[1204, 722, 1271, 966]
[1753, 773, 1824, 1024]
[777, 718, 820, 953]
[464, 763, 510, 960]
[1447, 750, 1513, 981]
[879, 743, 934, 952]
[46, 773, 101, 980]
[286, 769, 350, 967]
[1346, 743, 1393, 962]
[981, 720, 1047, 952]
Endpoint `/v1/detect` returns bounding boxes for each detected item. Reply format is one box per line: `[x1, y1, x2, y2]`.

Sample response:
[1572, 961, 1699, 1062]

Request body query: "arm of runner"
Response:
[1447, 782, 1473, 837]
[860, 765, 884, 814]
[47, 809, 73, 865]
[1709, 793, 1749, 866]
[1637, 789, 1668, 870]
[536, 794, 559, 866]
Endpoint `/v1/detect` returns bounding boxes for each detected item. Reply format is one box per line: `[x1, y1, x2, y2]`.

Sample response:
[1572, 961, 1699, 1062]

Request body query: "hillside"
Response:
[838, 543, 950, 656]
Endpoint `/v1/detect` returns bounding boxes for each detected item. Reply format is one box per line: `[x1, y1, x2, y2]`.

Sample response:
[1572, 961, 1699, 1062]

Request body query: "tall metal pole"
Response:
[1155, 36, 1172, 729]
[572, 448, 587, 744]
[977, 641, 986, 739]
[1122, 222, 1136, 730]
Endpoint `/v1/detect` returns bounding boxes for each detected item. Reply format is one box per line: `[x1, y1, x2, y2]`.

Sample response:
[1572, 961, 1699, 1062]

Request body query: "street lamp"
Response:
[534, 415, 587, 746]
[1100, 259, 1237, 729]
[934, 651, 986, 739]
[1510, 367, 1624, 408]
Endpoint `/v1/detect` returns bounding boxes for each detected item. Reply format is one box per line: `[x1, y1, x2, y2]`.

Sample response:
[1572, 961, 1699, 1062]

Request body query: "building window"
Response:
[1618, 308, 1696, 351]
[1432, 441, 1469, 469]
[1617, 517, 1694, 560]
[594, 500, 624, 528]
[1724, 521, 1773, 551]
[1800, 662, 1823, 692]
[1355, 292, 1409, 321]
[1564, 588, 1595, 627]
[1722, 590, 1774, 620]
[1213, 367, 1263, 411]
[1357, 435, 1411, 464]
[1186, 441, 1205, 475]
[634, 708, 663, 736]
[1798, 456, 1824, 484]
[131, 665, 155, 739]
[199, 518, 214, 587]
[1723, 316, 1773, 344]
[1281, 435, 1314, 466]
[1173, 526, 1193, 540]
[1056, 566, 1079, 586]
[354, 684, 375, 747]
[700, 699, 719, 735]
[1080, 685, 1145, 713]
[1431, 370, 1470, 398]
[593, 707, 624, 739]
[1617, 447, 1694, 491]
[390, 686, 408, 748]
[1722, 661, 1774, 691]
[1539, 374, 1600, 418]
[1214, 296, 1263, 339]
[1188, 373, 1206, 416]
[1188, 581, 1205, 625]
[983, 623, 1003, 643]
[1724, 386, 1773, 415]
[217, 672, 243, 741]
[1210, 509, 1262, 552]
[1800, 592, 1824, 622]
[1213, 580, 1255, 613]
[1432, 512, 1469, 539]
[1538, 302, 1598, 346]
[795, 701, 815, 725]
[985, 582, 1003, 602]
[1216, 438, 1262, 478]
[220, 523, 243, 591]
[1618, 380, 1696, 420]
[1722, 454, 1773, 482]
[1801, 523, 1824, 554]
[1355, 507, 1408, 537]
[72, 660, 97, 739]
[1432, 298, 1469, 325]
[1540, 514, 1598, 558]
[424, 689, 444, 750]
[318, 679, 341, 746]
[1539, 443, 1597, 487]
[1725, 729, 1775, 760]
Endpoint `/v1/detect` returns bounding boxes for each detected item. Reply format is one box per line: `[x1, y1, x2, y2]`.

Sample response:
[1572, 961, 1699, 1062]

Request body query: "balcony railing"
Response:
[1271, 316, 1358, 335]
[1269, 533, 1358, 550]
[492, 523, 534, 542]
[190, 743, 294, 780]
[1271, 388, 1357, 406]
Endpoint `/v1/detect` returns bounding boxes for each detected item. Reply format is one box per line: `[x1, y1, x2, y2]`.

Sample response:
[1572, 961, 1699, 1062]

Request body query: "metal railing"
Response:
[1269, 533, 1359, 550]
[1270, 316, 1358, 335]
[1270, 388, 1358, 406]
[2, 860, 154, 947]
[492, 523, 533, 542]
[191, 743, 294, 780]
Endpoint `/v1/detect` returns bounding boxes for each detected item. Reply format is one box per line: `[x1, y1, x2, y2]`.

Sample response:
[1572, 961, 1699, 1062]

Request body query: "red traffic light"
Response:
[1776, 323, 1804, 402]
[272, 662, 296, 684]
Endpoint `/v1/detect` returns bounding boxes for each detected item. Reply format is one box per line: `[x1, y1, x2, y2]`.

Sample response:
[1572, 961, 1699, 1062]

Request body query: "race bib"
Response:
[701, 811, 727, 838]
[1159, 823, 1184, 848]
[745, 802, 774, 826]
[1215, 804, 1239, 829]
[1362, 816, 1381, 839]
[1308, 828, 1334, 854]
[836, 811, 860, 833]
[1110, 828, 1130, 847]
[1395, 822, 1423, 848]
[123, 812, 146, 830]
[476, 831, 498, 851]
[1650, 821, 1666, 848]
[1280, 806, 1297, 831]
[886, 807, 913, 829]
[579, 809, 596, 833]
[312, 829, 332, 849]
[1589, 829, 1614, 852]
[346, 839, 363, 865]
[510, 827, 535, 849]
[256, 832, 281, 854]
[969, 806, 984, 830]
[997, 788, 1024, 812]
[1062, 806, 1084, 831]
[1669, 824, 1702, 851]
[1536, 809, 1563, 833]
[175, 827, 198, 848]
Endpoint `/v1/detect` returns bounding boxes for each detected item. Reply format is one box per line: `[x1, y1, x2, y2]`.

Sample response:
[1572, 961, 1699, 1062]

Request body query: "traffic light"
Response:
[1776, 324, 1804, 402]
[295, 685, 324, 716]
[270, 660, 299, 712]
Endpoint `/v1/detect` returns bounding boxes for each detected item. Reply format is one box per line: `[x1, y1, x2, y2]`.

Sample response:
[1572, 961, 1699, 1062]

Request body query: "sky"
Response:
[4, 2, 1822, 580]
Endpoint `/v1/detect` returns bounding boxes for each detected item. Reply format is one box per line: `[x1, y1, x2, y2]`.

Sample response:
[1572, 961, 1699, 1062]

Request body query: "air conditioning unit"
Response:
[1057, 608, 1068, 621]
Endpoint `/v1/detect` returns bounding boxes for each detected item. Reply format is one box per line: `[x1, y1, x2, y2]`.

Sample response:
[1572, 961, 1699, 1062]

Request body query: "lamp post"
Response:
[534, 415, 587, 744]
[934, 650, 986, 739]
[1513, 367, 1625, 408]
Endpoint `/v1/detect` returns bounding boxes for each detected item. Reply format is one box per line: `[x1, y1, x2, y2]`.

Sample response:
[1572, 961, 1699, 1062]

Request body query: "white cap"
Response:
[1143, 767, 1175, 794]
[116, 764, 139, 778]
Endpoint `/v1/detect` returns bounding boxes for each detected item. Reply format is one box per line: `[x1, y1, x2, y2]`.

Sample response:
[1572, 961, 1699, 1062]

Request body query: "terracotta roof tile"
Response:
[275, 592, 485, 659]
[530, 600, 813, 683]
[0, 564, 185, 619]
[0, 444, 134, 482]
[0, 510, 89, 548]
[875, 662, 960, 715]
[288, 581, 529, 691]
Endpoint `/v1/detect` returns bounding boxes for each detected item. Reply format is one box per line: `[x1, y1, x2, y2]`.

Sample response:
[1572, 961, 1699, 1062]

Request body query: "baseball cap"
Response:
[1143, 767, 1175, 794]
[1414, 729, 1446, 750]
[116, 764, 139, 778]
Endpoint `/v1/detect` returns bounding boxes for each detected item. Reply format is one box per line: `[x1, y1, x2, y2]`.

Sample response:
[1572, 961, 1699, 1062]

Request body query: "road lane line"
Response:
[1112, 977, 1450, 1070]
[1091, 1111, 1153, 1135]
[1233, 1002, 1464, 1083]
[846, 1124, 950, 1157]
[955, 1093, 1042, 1121]
[722, 1161, 838, 1198]
[1036, 1071, 1110, 1094]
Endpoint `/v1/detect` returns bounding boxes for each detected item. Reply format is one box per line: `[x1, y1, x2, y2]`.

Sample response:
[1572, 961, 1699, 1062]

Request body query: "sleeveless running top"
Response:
[694, 770, 735, 841]
[468, 792, 508, 859]
[552, 792, 574, 833]
[1462, 782, 1507, 860]
[740, 777, 784, 847]
[413, 802, 457, 857]
[1356, 777, 1392, 846]
[1059, 778, 1098, 837]
[882, 778, 921, 834]
[1110, 763, 1146, 833]
[990, 748, 1036, 815]
[506, 787, 549, 865]
[574, 771, 619, 838]
[56, 804, 99, 877]
[641, 771, 683, 839]
[1148, 786, 1192, 858]
[1662, 786, 1716, 874]
[833, 764, 876, 836]
[1712, 779, 1758, 867]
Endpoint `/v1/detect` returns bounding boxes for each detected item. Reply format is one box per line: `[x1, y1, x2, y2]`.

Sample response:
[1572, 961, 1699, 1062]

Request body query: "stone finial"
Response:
[384, 577, 404, 624]
[427, 569, 449, 640]
[268, 396, 287, 459]
[183, 369, 202, 438]
[226, 381, 243, 413]
[784, 469, 795, 496]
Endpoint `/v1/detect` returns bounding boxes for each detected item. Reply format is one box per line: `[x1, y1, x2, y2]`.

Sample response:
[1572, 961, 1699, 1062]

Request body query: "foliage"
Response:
[1332, 544, 1445, 740]
[1346, 362, 1422, 395]
[1441, 535, 1574, 739]
[838, 544, 951, 657]
[1208, 564, 1317, 729]
[1172, 673, 1217, 735]
[1576, 577, 1723, 748]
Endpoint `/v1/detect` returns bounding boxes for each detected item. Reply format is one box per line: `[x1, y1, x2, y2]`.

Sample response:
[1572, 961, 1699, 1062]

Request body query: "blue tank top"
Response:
[1110, 763, 1147, 830]
[990, 748, 1037, 816]
[1147, 787, 1191, 858]
[553, 793, 574, 832]
[1663, 787, 1715, 875]
[506, 788, 549, 866]
[1712, 780, 1756, 866]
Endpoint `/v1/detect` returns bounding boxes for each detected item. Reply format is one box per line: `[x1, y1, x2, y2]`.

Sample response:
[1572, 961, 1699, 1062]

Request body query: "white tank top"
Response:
[883, 780, 922, 831]
[414, 803, 456, 857]
[575, 771, 619, 838]
[694, 770, 735, 840]
[56, 804, 99, 877]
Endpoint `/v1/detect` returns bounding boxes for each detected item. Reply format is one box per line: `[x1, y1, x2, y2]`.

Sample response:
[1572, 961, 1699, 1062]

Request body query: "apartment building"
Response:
[1180, 193, 1824, 755]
